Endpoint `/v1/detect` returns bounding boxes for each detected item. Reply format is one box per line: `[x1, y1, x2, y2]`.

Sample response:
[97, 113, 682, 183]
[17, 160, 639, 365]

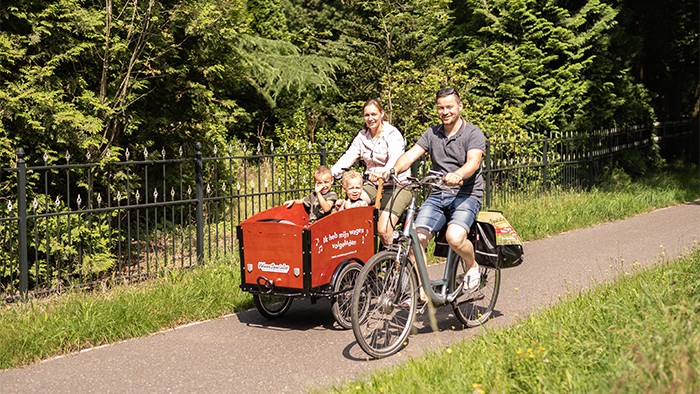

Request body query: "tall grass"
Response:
[0, 260, 249, 369]
[495, 164, 700, 241]
[328, 249, 700, 393]
[0, 165, 698, 370]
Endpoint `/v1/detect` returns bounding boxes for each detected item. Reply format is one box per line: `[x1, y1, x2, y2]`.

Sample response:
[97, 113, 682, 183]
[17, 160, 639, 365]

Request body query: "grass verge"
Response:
[328, 249, 700, 393]
[0, 262, 250, 369]
[495, 164, 700, 241]
[0, 164, 698, 370]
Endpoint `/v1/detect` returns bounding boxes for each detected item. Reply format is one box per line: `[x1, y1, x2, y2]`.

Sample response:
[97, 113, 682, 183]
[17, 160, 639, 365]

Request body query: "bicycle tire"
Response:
[253, 294, 293, 319]
[331, 262, 362, 329]
[447, 252, 501, 327]
[351, 250, 417, 359]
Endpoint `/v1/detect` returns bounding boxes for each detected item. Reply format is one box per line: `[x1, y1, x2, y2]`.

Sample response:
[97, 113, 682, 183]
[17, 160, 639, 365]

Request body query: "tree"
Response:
[0, 0, 344, 160]
[283, 0, 457, 144]
[611, 0, 699, 120]
[445, 0, 656, 135]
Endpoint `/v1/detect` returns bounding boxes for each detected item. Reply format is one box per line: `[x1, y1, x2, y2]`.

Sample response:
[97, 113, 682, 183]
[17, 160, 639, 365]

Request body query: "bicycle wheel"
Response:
[253, 294, 293, 319]
[447, 252, 501, 327]
[351, 250, 418, 359]
[331, 262, 362, 329]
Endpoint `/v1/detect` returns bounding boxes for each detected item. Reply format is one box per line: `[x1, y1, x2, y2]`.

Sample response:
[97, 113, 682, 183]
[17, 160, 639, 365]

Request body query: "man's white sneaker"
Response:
[463, 265, 480, 293]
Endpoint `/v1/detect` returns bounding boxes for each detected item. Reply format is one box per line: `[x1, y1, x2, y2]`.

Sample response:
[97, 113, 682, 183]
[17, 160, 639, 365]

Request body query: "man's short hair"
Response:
[436, 87, 461, 103]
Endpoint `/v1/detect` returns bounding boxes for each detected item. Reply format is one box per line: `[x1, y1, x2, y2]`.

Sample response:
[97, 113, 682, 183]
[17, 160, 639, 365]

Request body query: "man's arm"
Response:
[444, 148, 483, 186]
[390, 144, 427, 177]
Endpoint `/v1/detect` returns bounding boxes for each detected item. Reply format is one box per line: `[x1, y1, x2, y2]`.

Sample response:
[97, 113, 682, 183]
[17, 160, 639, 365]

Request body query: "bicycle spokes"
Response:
[351, 251, 418, 358]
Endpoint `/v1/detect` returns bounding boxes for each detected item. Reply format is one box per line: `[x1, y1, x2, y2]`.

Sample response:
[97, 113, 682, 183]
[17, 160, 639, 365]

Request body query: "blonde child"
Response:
[335, 170, 371, 211]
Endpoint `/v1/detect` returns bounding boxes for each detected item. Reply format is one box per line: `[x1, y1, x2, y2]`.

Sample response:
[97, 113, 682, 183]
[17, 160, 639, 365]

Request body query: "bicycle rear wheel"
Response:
[351, 250, 417, 358]
[447, 252, 501, 327]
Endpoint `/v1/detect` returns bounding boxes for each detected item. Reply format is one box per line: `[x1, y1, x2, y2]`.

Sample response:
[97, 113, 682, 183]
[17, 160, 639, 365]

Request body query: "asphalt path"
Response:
[1, 201, 699, 393]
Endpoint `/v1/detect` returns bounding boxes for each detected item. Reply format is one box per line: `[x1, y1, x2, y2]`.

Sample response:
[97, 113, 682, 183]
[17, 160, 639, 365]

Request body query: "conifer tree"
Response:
[452, 0, 650, 133]
[0, 0, 342, 161]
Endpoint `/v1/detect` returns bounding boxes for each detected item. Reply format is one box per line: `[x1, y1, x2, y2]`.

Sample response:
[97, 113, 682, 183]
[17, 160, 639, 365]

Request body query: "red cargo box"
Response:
[237, 204, 376, 295]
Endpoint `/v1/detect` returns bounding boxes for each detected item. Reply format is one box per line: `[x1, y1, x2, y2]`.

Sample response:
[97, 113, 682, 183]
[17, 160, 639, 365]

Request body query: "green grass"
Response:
[0, 164, 698, 370]
[495, 164, 700, 241]
[328, 249, 700, 393]
[0, 262, 251, 369]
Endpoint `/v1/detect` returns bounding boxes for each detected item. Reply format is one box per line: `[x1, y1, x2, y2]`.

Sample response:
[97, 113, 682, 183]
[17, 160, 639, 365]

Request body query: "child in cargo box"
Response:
[284, 165, 338, 223]
[335, 170, 371, 211]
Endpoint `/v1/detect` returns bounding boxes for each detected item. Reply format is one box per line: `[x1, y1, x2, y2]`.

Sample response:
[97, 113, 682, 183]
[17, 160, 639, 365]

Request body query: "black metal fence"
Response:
[485, 120, 697, 207]
[1, 120, 696, 301]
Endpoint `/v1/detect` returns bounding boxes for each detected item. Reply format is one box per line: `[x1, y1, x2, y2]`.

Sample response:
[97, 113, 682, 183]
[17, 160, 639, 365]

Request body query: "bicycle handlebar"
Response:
[388, 171, 458, 195]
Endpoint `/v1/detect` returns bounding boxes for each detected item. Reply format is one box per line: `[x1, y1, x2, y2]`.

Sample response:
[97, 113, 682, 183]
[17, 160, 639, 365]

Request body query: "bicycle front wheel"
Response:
[448, 253, 501, 327]
[351, 250, 417, 359]
[253, 294, 293, 319]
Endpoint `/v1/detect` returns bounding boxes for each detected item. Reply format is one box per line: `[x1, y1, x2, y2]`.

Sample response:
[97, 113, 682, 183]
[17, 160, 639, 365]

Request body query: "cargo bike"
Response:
[237, 200, 377, 329]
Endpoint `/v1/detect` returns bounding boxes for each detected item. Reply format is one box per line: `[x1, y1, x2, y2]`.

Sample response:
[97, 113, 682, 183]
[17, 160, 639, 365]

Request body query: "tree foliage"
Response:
[0, 0, 696, 291]
[0, 0, 696, 155]
[0, 0, 343, 163]
[452, 0, 654, 134]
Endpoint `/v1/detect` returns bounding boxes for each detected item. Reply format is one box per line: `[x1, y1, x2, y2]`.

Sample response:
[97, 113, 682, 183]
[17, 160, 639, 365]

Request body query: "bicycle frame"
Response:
[351, 174, 502, 358]
[388, 185, 465, 307]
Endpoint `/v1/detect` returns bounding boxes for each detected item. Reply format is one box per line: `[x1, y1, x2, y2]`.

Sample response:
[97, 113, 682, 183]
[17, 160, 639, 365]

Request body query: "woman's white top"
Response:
[331, 121, 410, 184]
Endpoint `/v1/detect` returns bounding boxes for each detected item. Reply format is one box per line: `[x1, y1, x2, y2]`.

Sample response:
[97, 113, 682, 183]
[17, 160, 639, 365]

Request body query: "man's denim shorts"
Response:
[414, 192, 482, 235]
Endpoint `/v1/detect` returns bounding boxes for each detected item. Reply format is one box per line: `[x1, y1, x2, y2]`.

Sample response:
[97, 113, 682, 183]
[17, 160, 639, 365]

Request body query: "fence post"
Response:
[484, 133, 492, 209]
[588, 132, 595, 190]
[17, 148, 28, 300]
[542, 131, 549, 192]
[195, 142, 204, 264]
[319, 139, 327, 166]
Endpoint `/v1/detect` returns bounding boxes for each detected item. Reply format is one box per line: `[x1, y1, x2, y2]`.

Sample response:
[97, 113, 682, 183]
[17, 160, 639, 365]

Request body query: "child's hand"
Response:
[314, 183, 325, 194]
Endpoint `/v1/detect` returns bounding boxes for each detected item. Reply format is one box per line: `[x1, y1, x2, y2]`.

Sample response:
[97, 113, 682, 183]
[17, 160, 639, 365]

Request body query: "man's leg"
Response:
[445, 196, 482, 292]
[445, 224, 476, 270]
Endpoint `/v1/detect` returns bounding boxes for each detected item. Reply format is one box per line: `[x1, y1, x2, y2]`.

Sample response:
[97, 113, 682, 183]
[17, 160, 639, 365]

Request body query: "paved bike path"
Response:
[1, 201, 699, 393]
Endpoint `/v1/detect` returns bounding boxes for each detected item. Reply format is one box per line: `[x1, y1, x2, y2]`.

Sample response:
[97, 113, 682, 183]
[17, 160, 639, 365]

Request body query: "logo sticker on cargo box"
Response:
[257, 261, 290, 273]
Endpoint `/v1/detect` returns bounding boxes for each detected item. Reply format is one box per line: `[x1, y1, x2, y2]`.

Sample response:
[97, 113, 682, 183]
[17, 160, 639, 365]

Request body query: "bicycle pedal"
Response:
[463, 293, 485, 302]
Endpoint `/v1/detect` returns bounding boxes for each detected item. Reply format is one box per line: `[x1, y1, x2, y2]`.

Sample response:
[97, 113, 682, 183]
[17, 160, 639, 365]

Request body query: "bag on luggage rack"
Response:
[472, 211, 523, 269]
[433, 210, 524, 269]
